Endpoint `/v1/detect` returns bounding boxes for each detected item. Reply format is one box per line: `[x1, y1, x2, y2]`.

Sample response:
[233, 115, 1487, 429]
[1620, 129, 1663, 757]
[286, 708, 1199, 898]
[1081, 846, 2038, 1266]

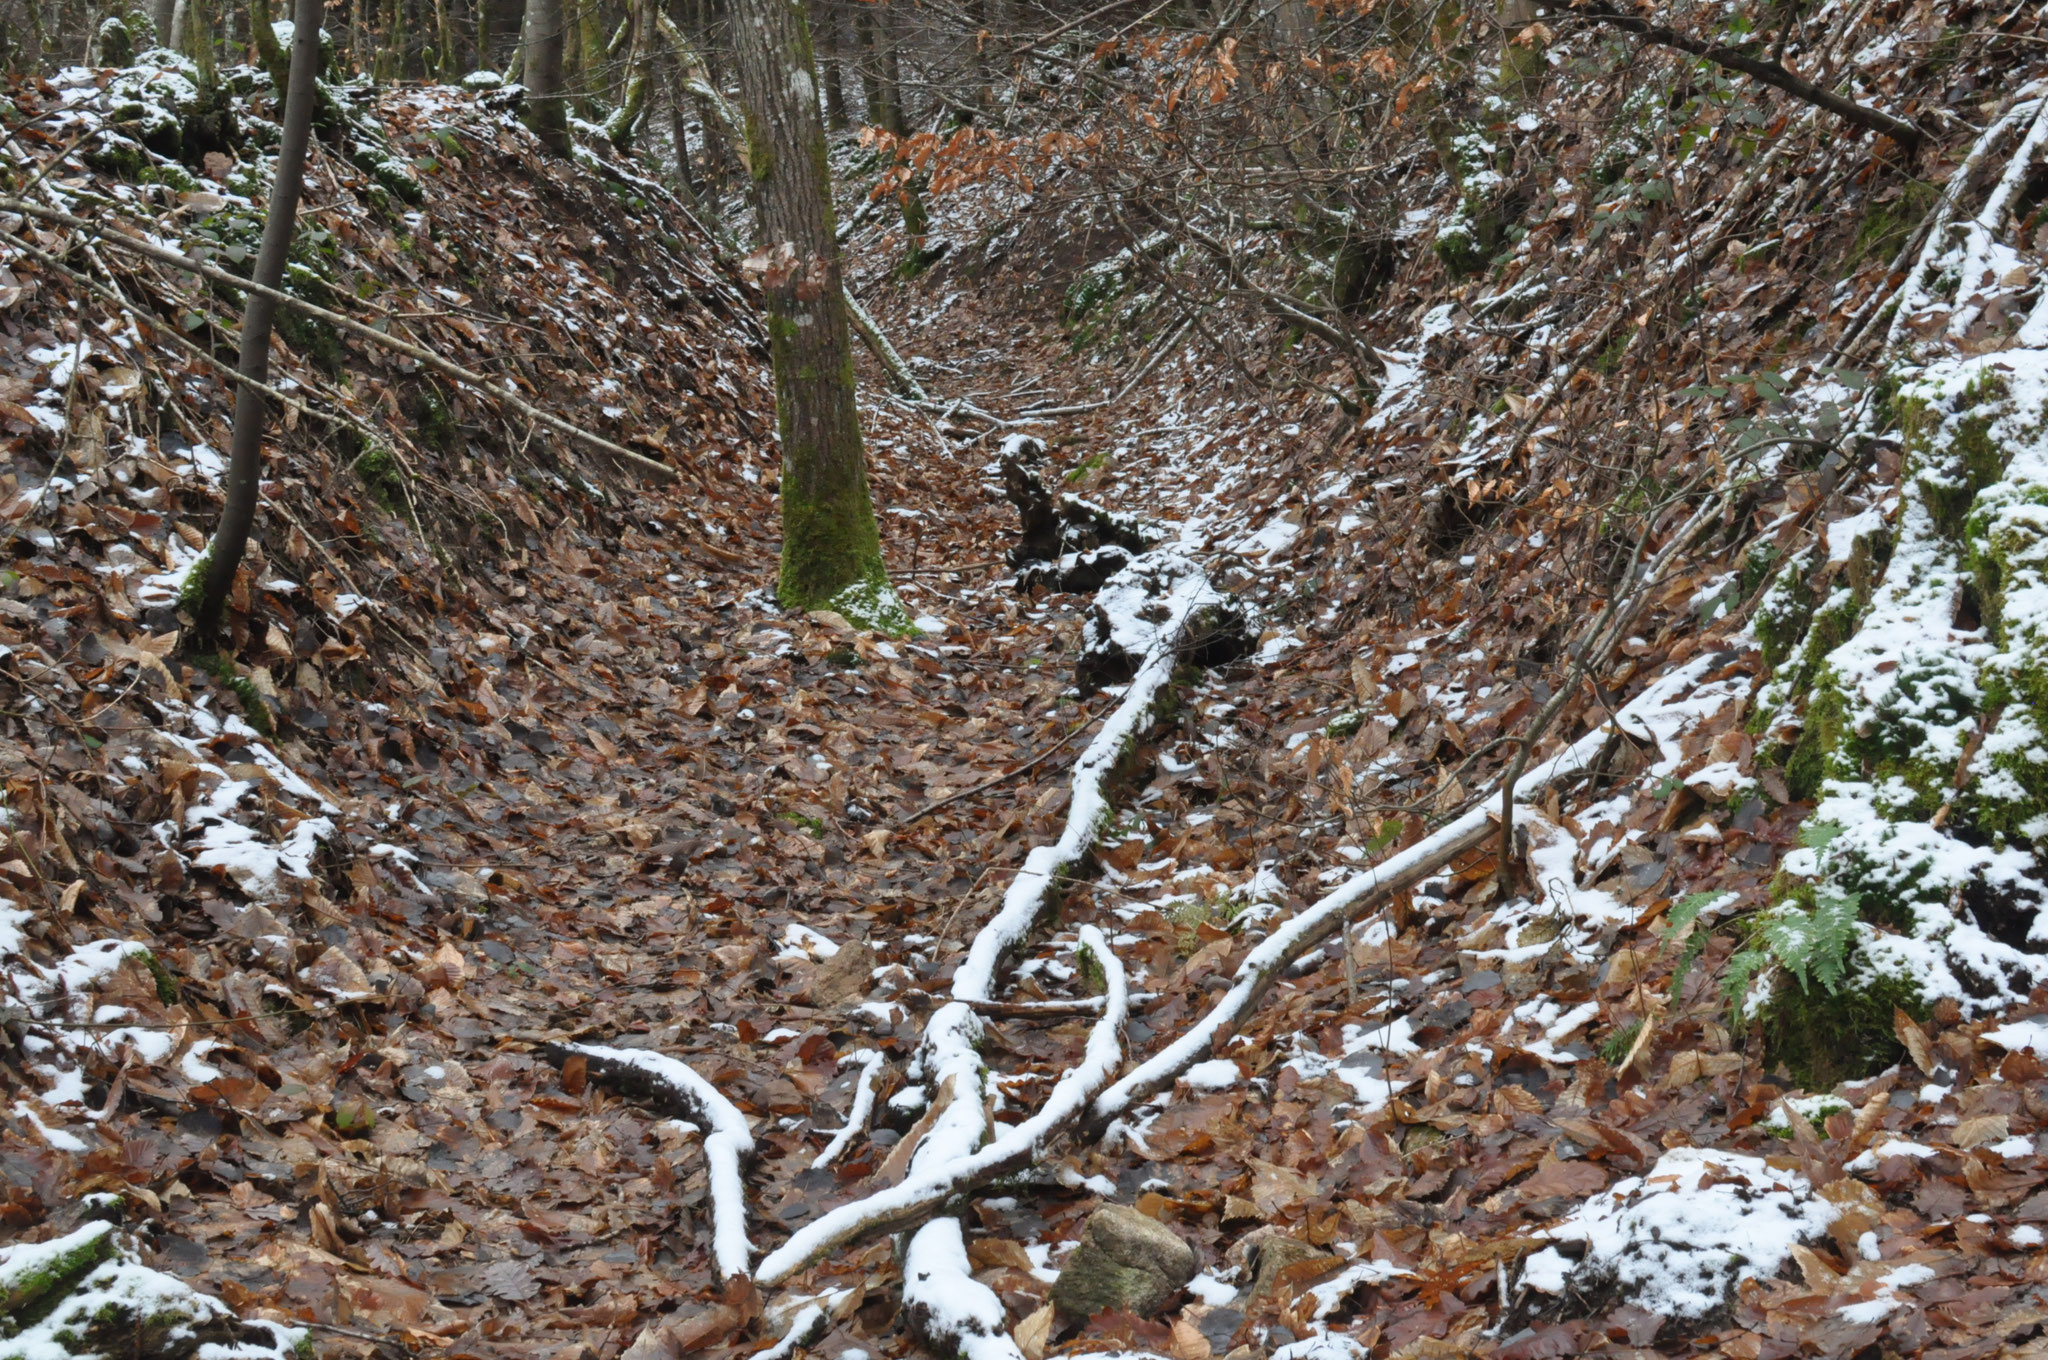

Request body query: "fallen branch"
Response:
[0, 197, 681, 482]
[547, 1043, 756, 1278]
[1085, 659, 1715, 1129]
[1552, 2, 1925, 147]
[757, 924, 1128, 1284]
[1495, 491, 1723, 893]
[1018, 317, 1192, 420]
[759, 550, 1228, 1354]
[811, 1050, 884, 1170]
[896, 709, 1103, 827]
[844, 286, 931, 402]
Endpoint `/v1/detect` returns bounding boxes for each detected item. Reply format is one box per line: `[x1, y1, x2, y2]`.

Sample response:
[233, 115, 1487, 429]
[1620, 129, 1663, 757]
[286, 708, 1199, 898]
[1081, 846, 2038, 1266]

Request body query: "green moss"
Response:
[413, 383, 456, 452]
[1077, 941, 1107, 993]
[817, 576, 916, 636]
[1755, 958, 1926, 1089]
[140, 950, 180, 1004]
[1752, 554, 1817, 672]
[190, 653, 274, 736]
[0, 1222, 116, 1321]
[348, 441, 415, 522]
[1325, 709, 1366, 739]
[1846, 181, 1935, 277]
[175, 544, 214, 620]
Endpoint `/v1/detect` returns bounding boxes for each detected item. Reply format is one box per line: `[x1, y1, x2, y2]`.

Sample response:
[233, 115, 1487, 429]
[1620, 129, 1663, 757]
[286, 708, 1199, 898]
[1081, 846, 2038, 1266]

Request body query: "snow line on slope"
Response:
[758, 925, 1129, 1284]
[1090, 653, 1725, 1124]
[560, 1042, 756, 1279]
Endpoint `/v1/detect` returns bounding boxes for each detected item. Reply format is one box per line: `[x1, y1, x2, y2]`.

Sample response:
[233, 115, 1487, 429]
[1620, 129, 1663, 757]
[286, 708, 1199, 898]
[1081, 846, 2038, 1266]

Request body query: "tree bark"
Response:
[523, 0, 571, 152]
[875, 0, 908, 134]
[851, 3, 883, 126]
[812, 0, 847, 129]
[191, 0, 324, 644]
[728, 0, 892, 612]
[251, 0, 288, 90]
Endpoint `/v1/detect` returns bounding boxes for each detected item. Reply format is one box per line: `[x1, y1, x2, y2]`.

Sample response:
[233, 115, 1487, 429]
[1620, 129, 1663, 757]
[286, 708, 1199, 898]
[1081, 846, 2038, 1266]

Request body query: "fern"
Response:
[1669, 930, 1710, 1003]
[1759, 890, 1861, 994]
[1723, 946, 1770, 1030]
[1661, 891, 1720, 1004]
[1797, 819, 1845, 851]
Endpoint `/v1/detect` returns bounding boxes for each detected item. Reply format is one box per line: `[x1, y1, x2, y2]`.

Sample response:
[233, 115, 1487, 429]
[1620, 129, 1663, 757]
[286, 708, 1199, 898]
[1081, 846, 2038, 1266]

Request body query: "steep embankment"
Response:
[11, 10, 2048, 1360]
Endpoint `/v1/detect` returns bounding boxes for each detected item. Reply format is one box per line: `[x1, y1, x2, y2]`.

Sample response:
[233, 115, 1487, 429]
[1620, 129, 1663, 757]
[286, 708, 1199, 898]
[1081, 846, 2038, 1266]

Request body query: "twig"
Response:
[0, 197, 681, 482]
[896, 708, 1105, 826]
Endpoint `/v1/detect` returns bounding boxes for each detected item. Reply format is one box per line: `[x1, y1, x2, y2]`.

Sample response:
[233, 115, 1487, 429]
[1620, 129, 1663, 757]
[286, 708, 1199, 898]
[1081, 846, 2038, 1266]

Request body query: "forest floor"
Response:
[8, 37, 2048, 1360]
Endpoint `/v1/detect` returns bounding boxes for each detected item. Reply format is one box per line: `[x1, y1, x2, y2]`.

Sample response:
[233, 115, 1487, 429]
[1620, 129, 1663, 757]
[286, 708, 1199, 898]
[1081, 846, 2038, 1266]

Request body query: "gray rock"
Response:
[1049, 1204, 1198, 1324]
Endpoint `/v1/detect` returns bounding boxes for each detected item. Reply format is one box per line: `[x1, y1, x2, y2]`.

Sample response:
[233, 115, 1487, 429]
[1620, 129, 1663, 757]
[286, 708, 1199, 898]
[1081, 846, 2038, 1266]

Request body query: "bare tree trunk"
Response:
[875, 0, 907, 134]
[185, 0, 217, 91]
[523, 0, 570, 150]
[851, 2, 882, 126]
[812, 0, 845, 129]
[435, 0, 455, 76]
[728, 0, 893, 614]
[152, 0, 178, 48]
[191, 0, 324, 644]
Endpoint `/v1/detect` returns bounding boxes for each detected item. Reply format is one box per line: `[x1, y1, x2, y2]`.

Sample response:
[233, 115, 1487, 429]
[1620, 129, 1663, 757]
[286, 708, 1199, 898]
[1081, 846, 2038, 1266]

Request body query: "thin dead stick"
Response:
[896, 707, 1106, 826]
[0, 197, 680, 482]
[1018, 317, 1194, 420]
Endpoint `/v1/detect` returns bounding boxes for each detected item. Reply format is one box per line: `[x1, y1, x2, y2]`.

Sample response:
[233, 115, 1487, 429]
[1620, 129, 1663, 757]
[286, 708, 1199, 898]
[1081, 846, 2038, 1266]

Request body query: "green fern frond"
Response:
[1797, 818, 1845, 850]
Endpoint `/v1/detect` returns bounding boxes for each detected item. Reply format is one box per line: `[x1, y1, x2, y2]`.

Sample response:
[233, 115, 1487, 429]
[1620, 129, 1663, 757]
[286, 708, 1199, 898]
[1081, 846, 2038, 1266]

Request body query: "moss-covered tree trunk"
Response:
[189, 0, 324, 644]
[522, 0, 570, 151]
[728, 0, 893, 614]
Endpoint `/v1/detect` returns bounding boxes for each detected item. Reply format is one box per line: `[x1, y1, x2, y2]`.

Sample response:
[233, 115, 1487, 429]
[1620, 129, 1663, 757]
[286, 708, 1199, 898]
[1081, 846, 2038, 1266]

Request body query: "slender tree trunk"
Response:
[251, 0, 287, 89]
[875, 0, 906, 134]
[191, 0, 324, 644]
[505, 0, 526, 78]
[728, 0, 893, 613]
[812, 0, 845, 130]
[185, 0, 218, 91]
[435, 0, 454, 76]
[668, 71, 696, 190]
[152, 0, 177, 47]
[851, 3, 882, 126]
[522, 0, 570, 150]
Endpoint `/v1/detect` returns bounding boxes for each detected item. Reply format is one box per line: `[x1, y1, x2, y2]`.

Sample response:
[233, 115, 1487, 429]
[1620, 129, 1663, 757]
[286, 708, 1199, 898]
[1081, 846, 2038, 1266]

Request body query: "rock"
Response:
[1243, 1232, 1337, 1304]
[812, 939, 878, 1004]
[1049, 1203, 1198, 1325]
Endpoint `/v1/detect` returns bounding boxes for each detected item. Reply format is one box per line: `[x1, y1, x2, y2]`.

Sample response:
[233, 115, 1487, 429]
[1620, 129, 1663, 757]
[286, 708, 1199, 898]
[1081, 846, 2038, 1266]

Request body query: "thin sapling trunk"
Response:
[187, 0, 324, 644]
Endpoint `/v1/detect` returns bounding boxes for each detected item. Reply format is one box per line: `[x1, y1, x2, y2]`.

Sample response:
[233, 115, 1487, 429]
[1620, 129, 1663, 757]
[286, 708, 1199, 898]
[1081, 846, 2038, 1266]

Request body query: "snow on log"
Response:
[0, 1219, 309, 1360]
[757, 924, 1129, 1285]
[547, 1042, 756, 1279]
[812, 1050, 884, 1170]
[1089, 656, 1731, 1127]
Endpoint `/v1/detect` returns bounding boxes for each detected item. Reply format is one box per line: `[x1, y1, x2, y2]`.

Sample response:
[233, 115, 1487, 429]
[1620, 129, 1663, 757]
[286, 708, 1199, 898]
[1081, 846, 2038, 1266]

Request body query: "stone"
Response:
[1049, 1203, 1198, 1324]
[1245, 1232, 1337, 1304]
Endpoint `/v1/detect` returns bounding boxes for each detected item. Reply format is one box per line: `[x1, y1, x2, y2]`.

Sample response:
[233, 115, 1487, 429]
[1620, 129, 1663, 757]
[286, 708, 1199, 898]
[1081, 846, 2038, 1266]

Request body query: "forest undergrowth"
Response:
[8, 2, 2048, 1359]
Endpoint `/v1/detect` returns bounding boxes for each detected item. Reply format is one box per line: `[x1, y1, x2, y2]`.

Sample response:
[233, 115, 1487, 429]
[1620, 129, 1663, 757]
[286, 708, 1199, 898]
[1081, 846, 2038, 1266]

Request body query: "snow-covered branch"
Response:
[758, 924, 1129, 1285]
[548, 1042, 757, 1279]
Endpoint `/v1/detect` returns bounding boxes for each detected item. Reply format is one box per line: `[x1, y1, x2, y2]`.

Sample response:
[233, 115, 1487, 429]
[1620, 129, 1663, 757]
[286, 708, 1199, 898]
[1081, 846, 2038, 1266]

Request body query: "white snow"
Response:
[0, 1222, 306, 1360]
[1180, 1058, 1244, 1091]
[1518, 1147, 1838, 1319]
[563, 1044, 756, 1278]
